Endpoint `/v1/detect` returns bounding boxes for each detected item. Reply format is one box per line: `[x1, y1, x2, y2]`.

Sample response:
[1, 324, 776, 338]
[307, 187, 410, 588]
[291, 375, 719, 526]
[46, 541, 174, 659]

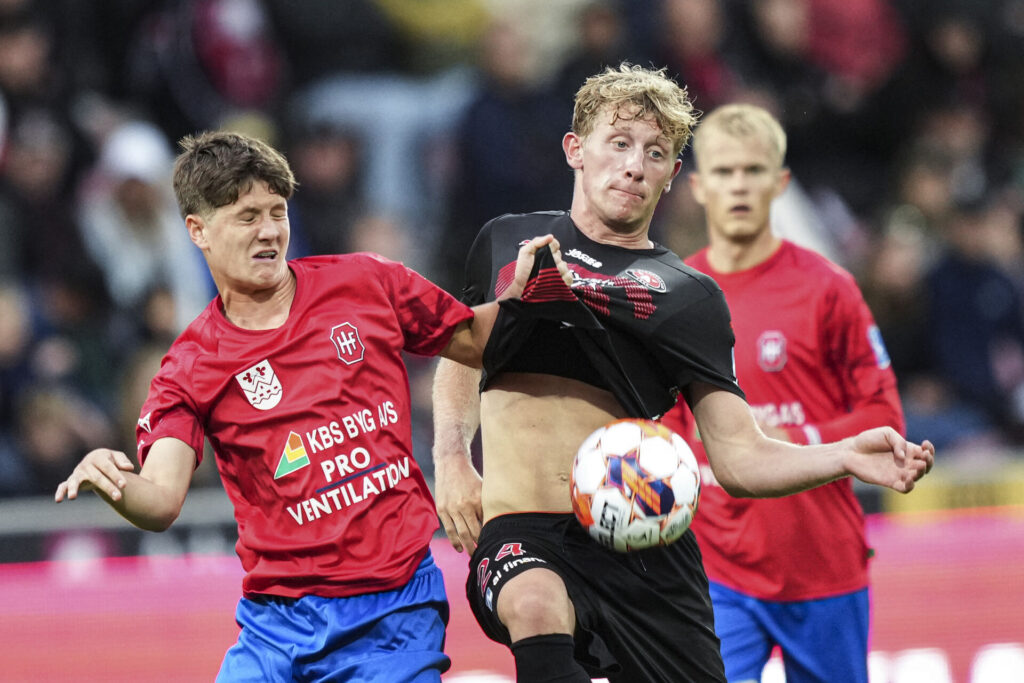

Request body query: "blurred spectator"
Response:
[922, 199, 1024, 445]
[0, 282, 32, 468]
[283, 121, 368, 258]
[0, 3, 68, 114]
[0, 108, 89, 286]
[372, 0, 489, 75]
[264, 0, 405, 85]
[656, 0, 745, 111]
[291, 67, 475, 259]
[552, 1, 634, 99]
[436, 15, 571, 289]
[76, 120, 214, 333]
[870, 1, 995, 164]
[124, 0, 287, 142]
[12, 383, 113, 496]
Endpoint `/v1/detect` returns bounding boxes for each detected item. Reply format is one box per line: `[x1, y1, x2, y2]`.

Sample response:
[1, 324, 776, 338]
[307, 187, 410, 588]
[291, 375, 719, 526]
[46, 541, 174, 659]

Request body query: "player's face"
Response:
[565, 106, 681, 236]
[186, 180, 291, 296]
[689, 130, 789, 245]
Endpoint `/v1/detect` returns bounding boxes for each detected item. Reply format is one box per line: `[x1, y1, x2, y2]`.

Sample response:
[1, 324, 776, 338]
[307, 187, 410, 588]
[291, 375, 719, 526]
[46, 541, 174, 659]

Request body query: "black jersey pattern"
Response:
[462, 211, 744, 418]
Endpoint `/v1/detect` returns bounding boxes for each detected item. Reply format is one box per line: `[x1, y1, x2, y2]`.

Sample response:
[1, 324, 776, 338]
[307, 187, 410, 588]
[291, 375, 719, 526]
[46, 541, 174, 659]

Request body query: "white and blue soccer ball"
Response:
[571, 418, 700, 552]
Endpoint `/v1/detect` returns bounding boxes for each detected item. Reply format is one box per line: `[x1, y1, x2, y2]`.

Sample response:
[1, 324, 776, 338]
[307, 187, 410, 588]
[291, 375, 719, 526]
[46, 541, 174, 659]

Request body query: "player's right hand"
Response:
[55, 448, 136, 503]
[434, 455, 484, 554]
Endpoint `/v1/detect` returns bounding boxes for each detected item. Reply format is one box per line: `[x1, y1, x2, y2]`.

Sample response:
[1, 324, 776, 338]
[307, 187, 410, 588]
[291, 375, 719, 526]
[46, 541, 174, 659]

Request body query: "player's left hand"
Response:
[845, 427, 935, 493]
[499, 234, 573, 301]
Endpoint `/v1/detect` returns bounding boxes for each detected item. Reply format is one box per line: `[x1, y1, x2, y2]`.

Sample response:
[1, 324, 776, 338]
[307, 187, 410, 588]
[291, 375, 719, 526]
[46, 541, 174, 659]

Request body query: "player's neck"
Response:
[570, 210, 654, 249]
[220, 270, 297, 330]
[706, 232, 781, 274]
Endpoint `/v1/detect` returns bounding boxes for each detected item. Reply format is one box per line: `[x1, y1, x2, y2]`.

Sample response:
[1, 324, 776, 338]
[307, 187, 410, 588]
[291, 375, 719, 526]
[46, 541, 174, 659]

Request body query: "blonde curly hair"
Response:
[572, 63, 699, 157]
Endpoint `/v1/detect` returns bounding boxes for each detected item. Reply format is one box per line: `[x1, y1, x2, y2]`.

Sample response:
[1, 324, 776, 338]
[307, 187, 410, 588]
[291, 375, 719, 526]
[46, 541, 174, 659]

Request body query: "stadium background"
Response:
[1, 0, 1023, 681]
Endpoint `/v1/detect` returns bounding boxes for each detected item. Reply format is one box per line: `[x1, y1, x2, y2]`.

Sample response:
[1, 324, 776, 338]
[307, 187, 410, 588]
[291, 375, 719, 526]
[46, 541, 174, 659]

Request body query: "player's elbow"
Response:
[718, 478, 758, 498]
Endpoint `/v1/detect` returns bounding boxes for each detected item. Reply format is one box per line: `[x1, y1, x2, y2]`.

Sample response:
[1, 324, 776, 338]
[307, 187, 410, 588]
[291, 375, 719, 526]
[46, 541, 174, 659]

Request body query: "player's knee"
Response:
[497, 569, 574, 639]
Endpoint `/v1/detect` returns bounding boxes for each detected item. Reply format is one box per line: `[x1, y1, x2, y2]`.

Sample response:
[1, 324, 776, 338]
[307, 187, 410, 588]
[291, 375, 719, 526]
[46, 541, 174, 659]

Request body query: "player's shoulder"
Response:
[484, 210, 572, 239]
[161, 308, 218, 376]
[781, 240, 859, 289]
[291, 253, 409, 286]
[658, 246, 723, 297]
[292, 252, 396, 272]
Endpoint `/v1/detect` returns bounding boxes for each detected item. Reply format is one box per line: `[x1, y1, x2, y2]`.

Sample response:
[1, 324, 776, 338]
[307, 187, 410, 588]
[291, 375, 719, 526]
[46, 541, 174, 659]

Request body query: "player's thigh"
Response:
[772, 588, 869, 683]
[708, 582, 775, 683]
[307, 600, 449, 683]
[217, 597, 298, 682]
[496, 566, 576, 640]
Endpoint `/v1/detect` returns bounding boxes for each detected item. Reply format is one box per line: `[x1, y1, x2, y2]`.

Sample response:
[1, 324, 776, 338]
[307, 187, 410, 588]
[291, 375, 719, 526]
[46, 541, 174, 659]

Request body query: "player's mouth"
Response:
[253, 249, 278, 261]
[612, 186, 645, 201]
[729, 204, 751, 215]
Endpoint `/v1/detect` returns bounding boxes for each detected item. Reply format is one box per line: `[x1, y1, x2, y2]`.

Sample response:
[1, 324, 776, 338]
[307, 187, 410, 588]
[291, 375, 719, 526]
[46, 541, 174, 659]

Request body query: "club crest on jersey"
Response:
[757, 330, 787, 372]
[330, 322, 365, 366]
[235, 359, 283, 410]
[625, 268, 666, 292]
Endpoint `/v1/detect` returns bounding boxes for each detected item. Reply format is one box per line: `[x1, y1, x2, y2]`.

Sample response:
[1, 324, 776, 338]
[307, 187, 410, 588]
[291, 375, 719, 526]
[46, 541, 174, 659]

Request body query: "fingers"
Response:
[546, 238, 574, 287]
[440, 511, 480, 555]
[54, 449, 133, 504]
[441, 515, 464, 553]
[921, 439, 935, 473]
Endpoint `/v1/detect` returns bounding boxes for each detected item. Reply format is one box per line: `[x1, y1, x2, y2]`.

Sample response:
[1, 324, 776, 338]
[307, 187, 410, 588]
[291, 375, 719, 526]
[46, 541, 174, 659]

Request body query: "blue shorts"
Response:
[217, 551, 450, 682]
[709, 581, 869, 683]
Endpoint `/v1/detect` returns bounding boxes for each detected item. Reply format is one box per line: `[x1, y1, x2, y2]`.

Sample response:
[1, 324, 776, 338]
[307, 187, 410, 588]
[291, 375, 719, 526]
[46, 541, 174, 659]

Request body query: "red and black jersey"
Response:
[136, 254, 473, 599]
[662, 240, 904, 601]
[462, 211, 743, 418]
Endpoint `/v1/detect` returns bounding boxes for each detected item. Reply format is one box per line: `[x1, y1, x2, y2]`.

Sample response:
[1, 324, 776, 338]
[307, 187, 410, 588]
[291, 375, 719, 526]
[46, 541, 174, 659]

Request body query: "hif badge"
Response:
[235, 359, 283, 410]
[757, 330, 787, 372]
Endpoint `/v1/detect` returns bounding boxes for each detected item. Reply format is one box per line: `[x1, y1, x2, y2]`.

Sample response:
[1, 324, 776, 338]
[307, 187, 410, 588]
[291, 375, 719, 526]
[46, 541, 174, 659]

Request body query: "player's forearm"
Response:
[95, 471, 188, 532]
[440, 304, 499, 369]
[432, 358, 481, 466]
[715, 435, 849, 498]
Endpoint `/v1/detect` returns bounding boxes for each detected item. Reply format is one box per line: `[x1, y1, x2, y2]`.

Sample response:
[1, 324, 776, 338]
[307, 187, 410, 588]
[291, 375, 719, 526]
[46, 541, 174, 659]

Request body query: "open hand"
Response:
[55, 448, 136, 503]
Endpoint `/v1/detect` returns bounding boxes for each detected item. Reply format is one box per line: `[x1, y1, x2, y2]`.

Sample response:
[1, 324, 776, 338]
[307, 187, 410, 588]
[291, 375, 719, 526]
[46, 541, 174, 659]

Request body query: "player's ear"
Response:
[185, 214, 207, 249]
[688, 172, 706, 205]
[774, 166, 792, 199]
[563, 132, 583, 170]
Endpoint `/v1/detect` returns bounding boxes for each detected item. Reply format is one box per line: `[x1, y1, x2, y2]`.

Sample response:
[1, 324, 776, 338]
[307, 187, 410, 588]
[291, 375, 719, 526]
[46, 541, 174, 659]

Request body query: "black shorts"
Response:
[465, 512, 725, 683]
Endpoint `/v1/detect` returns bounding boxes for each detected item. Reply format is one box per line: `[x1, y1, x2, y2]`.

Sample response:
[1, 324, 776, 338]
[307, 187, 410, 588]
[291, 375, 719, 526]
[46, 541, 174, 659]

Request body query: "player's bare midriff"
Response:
[479, 372, 628, 521]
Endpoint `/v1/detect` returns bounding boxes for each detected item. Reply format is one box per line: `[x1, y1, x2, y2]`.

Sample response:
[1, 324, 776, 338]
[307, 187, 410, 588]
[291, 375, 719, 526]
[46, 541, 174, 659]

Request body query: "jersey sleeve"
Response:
[374, 254, 474, 356]
[785, 273, 904, 444]
[460, 218, 497, 306]
[661, 284, 745, 405]
[136, 352, 205, 467]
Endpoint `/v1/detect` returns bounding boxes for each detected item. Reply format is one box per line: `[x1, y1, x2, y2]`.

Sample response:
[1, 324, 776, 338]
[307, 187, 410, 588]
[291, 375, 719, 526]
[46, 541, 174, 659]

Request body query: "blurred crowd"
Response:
[1, 0, 1024, 500]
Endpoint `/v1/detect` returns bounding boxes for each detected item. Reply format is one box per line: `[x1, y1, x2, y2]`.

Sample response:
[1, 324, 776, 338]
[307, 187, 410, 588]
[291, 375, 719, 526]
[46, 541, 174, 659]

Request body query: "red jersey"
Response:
[661, 240, 904, 601]
[136, 254, 473, 599]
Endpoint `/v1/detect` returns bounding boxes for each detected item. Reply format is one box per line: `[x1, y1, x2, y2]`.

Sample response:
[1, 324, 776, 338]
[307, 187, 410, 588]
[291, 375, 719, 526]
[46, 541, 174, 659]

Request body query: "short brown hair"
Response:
[172, 131, 296, 218]
[572, 63, 698, 157]
[691, 104, 788, 168]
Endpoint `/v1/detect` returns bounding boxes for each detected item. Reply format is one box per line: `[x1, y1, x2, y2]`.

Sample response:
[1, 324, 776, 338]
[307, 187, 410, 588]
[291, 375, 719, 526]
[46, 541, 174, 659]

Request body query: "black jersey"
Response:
[461, 211, 744, 418]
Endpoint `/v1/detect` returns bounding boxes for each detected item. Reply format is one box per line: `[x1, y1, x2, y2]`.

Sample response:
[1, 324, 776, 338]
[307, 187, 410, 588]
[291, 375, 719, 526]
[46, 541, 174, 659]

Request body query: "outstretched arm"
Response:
[432, 358, 483, 553]
[440, 234, 571, 368]
[54, 437, 197, 532]
[691, 382, 933, 497]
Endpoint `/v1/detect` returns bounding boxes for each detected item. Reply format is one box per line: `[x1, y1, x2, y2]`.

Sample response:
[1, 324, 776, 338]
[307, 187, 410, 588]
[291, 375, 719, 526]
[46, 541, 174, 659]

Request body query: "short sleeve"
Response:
[460, 218, 497, 306]
[136, 353, 205, 467]
[658, 285, 744, 403]
[375, 255, 474, 356]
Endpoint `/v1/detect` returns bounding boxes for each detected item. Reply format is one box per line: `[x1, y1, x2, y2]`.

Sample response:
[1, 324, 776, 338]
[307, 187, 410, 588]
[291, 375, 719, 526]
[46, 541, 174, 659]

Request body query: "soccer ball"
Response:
[571, 418, 700, 552]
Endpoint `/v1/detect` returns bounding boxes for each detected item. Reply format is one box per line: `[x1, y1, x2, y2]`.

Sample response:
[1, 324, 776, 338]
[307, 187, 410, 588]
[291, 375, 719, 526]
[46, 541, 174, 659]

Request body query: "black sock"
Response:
[510, 633, 591, 683]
